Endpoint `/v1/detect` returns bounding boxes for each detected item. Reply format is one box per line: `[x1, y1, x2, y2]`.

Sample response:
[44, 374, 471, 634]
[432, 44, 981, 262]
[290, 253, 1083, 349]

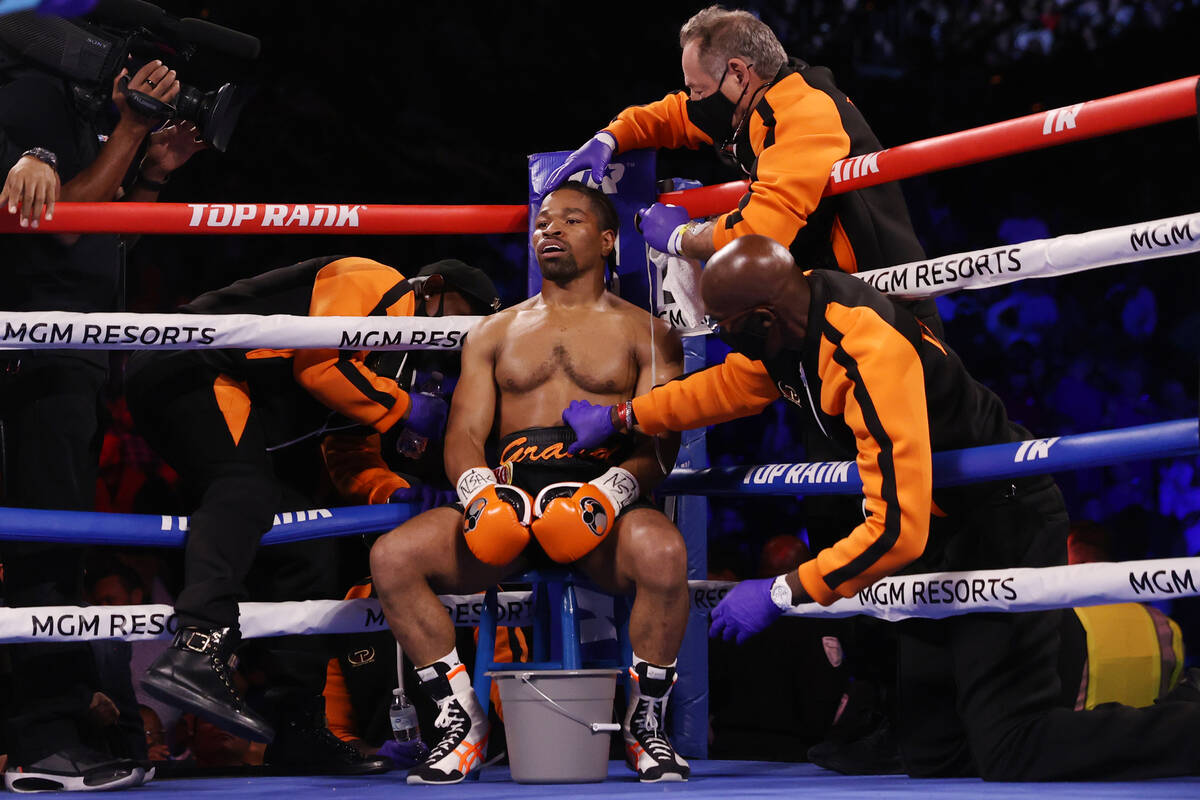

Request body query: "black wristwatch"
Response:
[21, 147, 58, 171]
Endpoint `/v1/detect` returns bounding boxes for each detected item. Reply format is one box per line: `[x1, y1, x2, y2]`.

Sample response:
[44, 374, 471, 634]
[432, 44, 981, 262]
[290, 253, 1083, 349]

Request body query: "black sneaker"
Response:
[141, 626, 274, 743]
[3, 745, 144, 793]
[807, 717, 904, 775]
[406, 662, 489, 785]
[264, 696, 391, 775]
[623, 662, 689, 782]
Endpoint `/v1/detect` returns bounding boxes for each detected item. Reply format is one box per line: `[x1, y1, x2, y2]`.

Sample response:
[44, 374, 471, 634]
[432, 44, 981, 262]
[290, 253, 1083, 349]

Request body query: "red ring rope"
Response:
[2, 76, 1193, 236]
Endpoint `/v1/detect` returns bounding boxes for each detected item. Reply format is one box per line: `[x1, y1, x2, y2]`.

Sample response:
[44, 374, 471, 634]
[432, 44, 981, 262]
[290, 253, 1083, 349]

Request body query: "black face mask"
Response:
[714, 309, 774, 362]
[686, 63, 754, 169]
[686, 65, 736, 144]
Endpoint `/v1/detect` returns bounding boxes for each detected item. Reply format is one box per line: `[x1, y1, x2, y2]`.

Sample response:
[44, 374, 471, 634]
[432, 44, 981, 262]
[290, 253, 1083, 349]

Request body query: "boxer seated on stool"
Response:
[369, 181, 691, 784]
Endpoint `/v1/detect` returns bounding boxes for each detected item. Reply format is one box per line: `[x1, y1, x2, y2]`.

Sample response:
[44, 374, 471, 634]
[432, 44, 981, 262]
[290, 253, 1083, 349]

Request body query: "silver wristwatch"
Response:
[21, 147, 57, 171]
[770, 574, 793, 610]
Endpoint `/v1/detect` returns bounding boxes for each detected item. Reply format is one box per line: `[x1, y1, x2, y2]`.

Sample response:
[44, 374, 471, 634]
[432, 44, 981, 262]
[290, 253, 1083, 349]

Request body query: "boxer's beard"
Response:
[539, 253, 581, 283]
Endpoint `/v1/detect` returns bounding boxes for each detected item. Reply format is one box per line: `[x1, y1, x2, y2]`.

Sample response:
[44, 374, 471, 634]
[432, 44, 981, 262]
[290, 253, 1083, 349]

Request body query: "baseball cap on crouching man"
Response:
[416, 259, 502, 315]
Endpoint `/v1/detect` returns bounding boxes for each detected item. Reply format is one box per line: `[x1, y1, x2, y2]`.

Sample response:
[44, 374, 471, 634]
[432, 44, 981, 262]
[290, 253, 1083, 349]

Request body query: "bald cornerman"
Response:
[562, 235, 1200, 781]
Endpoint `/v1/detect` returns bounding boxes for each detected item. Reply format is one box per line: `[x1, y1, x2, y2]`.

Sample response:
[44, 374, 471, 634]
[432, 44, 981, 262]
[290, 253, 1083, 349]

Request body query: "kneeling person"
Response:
[370, 182, 690, 784]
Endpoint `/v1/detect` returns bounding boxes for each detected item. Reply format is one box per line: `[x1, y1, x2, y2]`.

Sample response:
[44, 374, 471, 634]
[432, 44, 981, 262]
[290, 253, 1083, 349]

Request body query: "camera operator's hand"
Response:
[0, 154, 60, 228]
[140, 122, 207, 185]
[113, 60, 180, 132]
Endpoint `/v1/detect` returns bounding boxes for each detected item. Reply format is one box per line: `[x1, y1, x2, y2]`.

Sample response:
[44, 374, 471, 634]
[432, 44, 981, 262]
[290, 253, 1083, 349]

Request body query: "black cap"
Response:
[416, 259, 501, 315]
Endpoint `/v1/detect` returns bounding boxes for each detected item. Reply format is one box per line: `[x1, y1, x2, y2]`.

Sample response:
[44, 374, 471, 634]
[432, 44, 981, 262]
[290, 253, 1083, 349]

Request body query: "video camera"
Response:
[0, 0, 260, 151]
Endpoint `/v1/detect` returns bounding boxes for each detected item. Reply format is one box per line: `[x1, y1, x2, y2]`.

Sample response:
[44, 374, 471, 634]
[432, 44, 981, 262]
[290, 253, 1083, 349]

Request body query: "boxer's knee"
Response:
[621, 513, 687, 593]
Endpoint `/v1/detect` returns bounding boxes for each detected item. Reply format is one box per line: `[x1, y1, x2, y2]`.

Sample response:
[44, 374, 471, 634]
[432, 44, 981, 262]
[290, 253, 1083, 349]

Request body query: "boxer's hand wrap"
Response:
[530, 467, 640, 563]
[456, 467, 497, 506]
[457, 467, 531, 566]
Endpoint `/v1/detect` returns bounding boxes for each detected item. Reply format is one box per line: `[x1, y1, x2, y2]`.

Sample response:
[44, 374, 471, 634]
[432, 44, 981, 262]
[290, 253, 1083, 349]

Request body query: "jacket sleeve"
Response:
[604, 91, 713, 152]
[294, 257, 417, 434]
[322, 582, 375, 742]
[711, 82, 850, 252]
[631, 352, 781, 434]
[322, 431, 412, 505]
[795, 305, 931, 605]
[323, 657, 358, 742]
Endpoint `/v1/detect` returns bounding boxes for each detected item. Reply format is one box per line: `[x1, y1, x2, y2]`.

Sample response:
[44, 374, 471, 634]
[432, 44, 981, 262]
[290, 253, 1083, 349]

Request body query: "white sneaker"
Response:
[406, 663, 489, 784]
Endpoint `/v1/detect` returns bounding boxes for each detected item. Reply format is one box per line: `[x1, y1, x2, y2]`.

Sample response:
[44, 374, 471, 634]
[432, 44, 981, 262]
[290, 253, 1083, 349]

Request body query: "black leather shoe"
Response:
[264, 696, 391, 776]
[4, 745, 143, 793]
[141, 626, 274, 743]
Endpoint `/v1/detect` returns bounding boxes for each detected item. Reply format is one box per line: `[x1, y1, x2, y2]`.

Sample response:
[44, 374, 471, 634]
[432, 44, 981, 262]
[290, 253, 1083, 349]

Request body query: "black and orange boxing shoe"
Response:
[623, 661, 690, 782]
[406, 662, 489, 784]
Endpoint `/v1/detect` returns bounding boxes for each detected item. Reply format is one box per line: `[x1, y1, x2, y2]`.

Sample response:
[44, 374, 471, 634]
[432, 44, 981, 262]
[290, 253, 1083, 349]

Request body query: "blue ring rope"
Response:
[660, 418, 1199, 496]
[0, 419, 1194, 545]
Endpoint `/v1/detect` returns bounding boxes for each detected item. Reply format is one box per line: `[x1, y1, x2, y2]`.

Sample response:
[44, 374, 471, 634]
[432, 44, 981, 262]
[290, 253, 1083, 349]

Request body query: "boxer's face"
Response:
[533, 189, 613, 282]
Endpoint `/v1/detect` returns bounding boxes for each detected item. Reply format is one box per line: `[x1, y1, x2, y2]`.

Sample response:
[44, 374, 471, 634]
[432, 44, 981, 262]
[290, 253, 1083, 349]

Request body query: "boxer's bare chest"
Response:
[494, 308, 637, 399]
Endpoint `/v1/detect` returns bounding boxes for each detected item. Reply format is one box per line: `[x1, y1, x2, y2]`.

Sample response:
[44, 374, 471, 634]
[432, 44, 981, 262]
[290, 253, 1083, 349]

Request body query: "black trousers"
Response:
[0, 357, 110, 764]
[126, 358, 337, 701]
[896, 482, 1200, 780]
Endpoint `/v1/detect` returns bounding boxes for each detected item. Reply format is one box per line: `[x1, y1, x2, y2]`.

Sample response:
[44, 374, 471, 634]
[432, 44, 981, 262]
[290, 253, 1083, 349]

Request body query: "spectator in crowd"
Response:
[139, 707, 169, 764]
[710, 534, 848, 762]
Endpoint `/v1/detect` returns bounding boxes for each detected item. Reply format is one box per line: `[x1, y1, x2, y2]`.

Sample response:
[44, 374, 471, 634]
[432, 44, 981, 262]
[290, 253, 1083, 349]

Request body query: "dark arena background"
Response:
[3, 0, 1200, 796]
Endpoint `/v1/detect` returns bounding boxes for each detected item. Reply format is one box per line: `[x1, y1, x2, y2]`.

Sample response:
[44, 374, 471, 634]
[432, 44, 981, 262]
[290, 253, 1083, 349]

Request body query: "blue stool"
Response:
[473, 569, 631, 711]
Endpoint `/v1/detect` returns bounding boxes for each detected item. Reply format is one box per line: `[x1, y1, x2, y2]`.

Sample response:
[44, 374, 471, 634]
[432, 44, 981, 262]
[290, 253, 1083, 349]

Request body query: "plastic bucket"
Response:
[487, 668, 621, 783]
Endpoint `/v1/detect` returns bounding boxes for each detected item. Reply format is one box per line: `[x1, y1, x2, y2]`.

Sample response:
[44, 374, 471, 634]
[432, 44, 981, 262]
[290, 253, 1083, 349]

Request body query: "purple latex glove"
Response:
[543, 132, 616, 193]
[562, 399, 617, 454]
[389, 484, 457, 512]
[635, 203, 691, 256]
[709, 578, 783, 645]
[376, 738, 428, 768]
[403, 392, 448, 439]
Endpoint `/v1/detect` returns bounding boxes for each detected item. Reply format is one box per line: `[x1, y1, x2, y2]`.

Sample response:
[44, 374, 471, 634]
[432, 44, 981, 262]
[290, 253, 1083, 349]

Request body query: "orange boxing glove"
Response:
[456, 467, 532, 566]
[531, 467, 640, 563]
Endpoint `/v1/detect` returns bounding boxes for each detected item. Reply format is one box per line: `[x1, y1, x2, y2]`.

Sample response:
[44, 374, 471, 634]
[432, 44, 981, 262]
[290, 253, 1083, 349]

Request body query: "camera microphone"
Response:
[176, 18, 260, 61]
[89, 0, 166, 29]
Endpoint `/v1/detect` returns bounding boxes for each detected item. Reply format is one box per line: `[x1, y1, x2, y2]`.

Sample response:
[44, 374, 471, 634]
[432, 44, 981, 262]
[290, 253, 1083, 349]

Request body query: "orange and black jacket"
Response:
[605, 60, 926, 276]
[632, 270, 1017, 605]
[171, 255, 416, 448]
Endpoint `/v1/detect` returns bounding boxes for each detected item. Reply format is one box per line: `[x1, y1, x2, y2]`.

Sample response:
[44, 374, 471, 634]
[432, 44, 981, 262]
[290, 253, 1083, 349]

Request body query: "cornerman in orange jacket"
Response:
[321, 259, 502, 508]
[562, 235, 1200, 781]
[124, 256, 450, 757]
[545, 6, 936, 329]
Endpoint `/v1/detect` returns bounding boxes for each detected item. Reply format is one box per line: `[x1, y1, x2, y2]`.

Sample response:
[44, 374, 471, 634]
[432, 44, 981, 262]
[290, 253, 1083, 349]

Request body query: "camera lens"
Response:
[174, 82, 249, 152]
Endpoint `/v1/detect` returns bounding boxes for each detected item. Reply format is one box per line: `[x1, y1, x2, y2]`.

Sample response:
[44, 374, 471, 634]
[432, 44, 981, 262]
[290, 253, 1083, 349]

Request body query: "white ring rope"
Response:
[0, 312, 479, 351]
[3, 557, 1195, 642]
[0, 211, 1194, 351]
[855, 210, 1200, 299]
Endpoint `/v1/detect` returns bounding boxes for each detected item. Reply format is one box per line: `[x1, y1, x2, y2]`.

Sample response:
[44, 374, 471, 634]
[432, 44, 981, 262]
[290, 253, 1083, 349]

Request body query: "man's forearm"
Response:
[60, 118, 148, 203]
[618, 431, 680, 494]
[680, 219, 717, 261]
[444, 435, 490, 483]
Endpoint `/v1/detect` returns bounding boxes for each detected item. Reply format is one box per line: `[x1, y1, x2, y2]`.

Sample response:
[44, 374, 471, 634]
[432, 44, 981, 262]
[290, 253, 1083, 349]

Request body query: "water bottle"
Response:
[396, 422, 431, 459]
[396, 372, 445, 459]
[389, 688, 421, 743]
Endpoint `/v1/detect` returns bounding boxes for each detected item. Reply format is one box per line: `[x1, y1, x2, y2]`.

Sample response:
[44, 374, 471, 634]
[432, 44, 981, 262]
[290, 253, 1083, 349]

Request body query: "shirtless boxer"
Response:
[369, 181, 691, 784]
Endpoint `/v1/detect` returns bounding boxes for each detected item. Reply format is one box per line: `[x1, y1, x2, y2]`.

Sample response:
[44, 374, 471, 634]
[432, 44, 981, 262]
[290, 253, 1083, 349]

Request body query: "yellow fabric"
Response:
[1075, 603, 1168, 709]
[1167, 614, 1185, 692]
